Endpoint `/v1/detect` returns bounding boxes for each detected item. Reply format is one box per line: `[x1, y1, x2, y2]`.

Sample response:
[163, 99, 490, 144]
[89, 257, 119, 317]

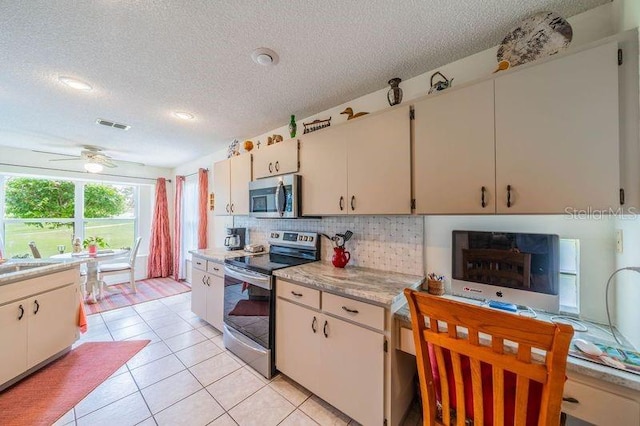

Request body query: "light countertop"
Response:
[395, 294, 640, 392]
[0, 259, 83, 286]
[273, 261, 424, 307]
[190, 247, 266, 263]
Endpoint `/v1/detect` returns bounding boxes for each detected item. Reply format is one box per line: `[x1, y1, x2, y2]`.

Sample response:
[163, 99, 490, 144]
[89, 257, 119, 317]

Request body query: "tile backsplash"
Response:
[232, 216, 424, 275]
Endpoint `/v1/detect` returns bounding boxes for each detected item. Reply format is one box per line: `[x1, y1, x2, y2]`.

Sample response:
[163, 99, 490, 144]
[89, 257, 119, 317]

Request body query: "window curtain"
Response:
[173, 175, 185, 281]
[197, 168, 208, 249]
[148, 178, 173, 278]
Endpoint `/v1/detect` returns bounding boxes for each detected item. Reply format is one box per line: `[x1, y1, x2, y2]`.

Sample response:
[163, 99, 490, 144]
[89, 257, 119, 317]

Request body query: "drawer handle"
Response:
[323, 320, 329, 338]
[311, 316, 317, 333]
[33, 300, 40, 315]
[291, 291, 303, 297]
[562, 397, 579, 404]
[18, 304, 24, 320]
[213, 267, 220, 271]
[342, 306, 359, 314]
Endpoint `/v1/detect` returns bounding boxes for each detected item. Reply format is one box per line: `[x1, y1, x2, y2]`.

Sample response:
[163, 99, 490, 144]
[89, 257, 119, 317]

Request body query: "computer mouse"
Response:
[574, 339, 603, 356]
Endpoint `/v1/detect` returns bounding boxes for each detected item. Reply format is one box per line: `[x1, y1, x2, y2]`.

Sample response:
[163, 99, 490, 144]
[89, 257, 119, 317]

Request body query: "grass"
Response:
[4, 221, 134, 258]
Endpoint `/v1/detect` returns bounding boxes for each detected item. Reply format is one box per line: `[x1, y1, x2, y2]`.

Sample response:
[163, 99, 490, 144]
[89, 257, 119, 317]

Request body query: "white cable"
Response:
[604, 267, 640, 345]
[549, 315, 588, 332]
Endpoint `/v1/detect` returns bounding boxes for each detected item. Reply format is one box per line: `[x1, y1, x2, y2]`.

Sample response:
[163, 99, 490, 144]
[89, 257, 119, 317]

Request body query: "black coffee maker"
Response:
[224, 227, 246, 251]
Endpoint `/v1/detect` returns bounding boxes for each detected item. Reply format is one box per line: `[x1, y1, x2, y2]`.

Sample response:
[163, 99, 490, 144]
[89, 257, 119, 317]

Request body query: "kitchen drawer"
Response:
[323, 292, 385, 331]
[207, 261, 223, 277]
[562, 378, 640, 425]
[276, 280, 320, 310]
[193, 257, 207, 272]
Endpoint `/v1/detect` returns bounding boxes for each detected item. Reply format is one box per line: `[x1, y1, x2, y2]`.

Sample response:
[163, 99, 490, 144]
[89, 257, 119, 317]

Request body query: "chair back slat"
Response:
[434, 345, 452, 425]
[450, 352, 466, 425]
[405, 289, 573, 426]
[470, 358, 484, 426]
[514, 376, 531, 424]
[492, 367, 505, 425]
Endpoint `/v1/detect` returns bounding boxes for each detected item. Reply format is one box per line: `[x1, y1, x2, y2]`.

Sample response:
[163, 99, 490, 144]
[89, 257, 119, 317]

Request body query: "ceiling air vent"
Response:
[96, 118, 131, 131]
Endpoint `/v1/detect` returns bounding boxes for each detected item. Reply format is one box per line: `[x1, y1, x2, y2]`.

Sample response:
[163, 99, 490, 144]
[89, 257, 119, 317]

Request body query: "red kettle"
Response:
[332, 247, 351, 268]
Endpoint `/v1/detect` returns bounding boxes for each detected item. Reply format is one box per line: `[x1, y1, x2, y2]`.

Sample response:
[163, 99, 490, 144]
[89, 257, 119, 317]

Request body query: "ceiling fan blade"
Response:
[32, 150, 79, 158]
[49, 158, 84, 162]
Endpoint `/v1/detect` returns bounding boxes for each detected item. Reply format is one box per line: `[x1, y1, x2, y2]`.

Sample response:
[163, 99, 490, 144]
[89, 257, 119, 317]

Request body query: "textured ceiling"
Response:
[0, 0, 608, 168]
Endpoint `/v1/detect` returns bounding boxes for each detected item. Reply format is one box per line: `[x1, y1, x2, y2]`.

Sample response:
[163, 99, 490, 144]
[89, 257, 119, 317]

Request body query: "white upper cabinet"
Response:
[252, 139, 299, 179]
[414, 80, 496, 214]
[213, 154, 252, 216]
[494, 41, 620, 213]
[300, 105, 411, 216]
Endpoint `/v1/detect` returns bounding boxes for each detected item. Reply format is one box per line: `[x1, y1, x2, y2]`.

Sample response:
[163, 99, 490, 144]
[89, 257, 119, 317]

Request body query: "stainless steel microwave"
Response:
[248, 174, 301, 218]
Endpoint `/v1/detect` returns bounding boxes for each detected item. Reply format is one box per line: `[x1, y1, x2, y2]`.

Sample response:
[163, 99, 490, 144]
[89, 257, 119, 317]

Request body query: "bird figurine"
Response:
[340, 107, 368, 120]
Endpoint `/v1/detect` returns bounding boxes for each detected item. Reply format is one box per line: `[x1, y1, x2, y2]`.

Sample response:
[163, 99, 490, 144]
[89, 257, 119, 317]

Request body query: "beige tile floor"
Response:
[52, 291, 421, 426]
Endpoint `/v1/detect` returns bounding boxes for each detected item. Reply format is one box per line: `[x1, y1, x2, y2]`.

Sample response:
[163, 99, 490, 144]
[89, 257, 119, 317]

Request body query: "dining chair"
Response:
[28, 241, 41, 258]
[98, 237, 142, 294]
[404, 289, 573, 426]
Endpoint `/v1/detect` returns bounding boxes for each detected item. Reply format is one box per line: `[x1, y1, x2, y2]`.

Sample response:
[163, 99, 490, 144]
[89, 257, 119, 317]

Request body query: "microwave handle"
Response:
[275, 180, 286, 217]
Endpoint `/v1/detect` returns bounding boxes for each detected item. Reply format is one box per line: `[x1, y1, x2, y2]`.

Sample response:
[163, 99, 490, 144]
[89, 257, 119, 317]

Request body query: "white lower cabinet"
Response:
[191, 257, 224, 331]
[0, 269, 79, 387]
[276, 280, 385, 426]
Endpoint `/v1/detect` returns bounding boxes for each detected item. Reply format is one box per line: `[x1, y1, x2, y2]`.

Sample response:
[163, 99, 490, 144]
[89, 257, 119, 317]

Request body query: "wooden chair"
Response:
[404, 289, 573, 426]
[28, 241, 41, 258]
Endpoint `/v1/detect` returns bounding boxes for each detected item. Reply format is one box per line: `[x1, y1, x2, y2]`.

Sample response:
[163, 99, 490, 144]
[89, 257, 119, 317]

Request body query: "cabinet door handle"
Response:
[481, 186, 486, 208]
[230, 204, 234, 213]
[311, 316, 317, 333]
[226, 203, 230, 213]
[275, 161, 280, 172]
[562, 397, 579, 404]
[291, 291, 303, 297]
[507, 185, 512, 208]
[33, 300, 40, 315]
[269, 162, 273, 173]
[206, 276, 211, 286]
[323, 320, 328, 338]
[339, 196, 344, 211]
[202, 275, 206, 285]
[350, 195, 355, 211]
[341, 306, 359, 314]
[18, 304, 24, 320]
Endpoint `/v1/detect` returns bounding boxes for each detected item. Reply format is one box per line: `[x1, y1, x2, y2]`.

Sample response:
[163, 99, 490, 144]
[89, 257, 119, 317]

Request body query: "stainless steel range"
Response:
[223, 231, 320, 378]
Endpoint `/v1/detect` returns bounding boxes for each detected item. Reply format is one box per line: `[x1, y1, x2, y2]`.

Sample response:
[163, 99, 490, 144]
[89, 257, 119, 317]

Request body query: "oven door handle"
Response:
[224, 265, 272, 290]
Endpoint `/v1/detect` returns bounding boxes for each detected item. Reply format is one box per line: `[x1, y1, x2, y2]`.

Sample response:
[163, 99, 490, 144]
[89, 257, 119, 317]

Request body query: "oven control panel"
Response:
[268, 231, 318, 248]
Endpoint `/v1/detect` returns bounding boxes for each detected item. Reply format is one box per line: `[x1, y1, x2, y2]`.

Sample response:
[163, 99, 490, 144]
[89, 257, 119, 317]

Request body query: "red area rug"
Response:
[85, 277, 191, 314]
[0, 340, 149, 426]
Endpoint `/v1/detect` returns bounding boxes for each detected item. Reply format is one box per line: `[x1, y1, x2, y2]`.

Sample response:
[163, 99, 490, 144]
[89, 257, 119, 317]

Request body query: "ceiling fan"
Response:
[33, 145, 145, 173]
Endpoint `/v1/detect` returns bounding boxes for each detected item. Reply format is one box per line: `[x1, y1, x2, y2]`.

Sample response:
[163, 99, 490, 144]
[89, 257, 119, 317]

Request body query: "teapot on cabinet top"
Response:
[428, 71, 454, 94]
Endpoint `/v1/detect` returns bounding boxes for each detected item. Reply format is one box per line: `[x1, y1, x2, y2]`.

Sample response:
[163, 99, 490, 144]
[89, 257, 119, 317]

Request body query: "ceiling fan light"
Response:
[84, 161, 103, 173]
[174, 111, 195, 120]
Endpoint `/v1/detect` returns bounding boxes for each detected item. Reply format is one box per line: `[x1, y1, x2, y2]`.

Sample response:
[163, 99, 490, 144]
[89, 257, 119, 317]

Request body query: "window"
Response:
[559, 238, 580, 314]
[180, 175, 199, 278]
[1, 175, 140, 258]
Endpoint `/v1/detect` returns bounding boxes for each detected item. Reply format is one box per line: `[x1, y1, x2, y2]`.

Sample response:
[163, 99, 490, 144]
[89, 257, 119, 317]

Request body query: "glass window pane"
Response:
[84, 184, 135, 219]
[559, 273, 579, 310]
[4, 221, 74, 258]
[4, 177, 74, 219]
[84, 219, 134, 249]
[559, 239, 578, 273]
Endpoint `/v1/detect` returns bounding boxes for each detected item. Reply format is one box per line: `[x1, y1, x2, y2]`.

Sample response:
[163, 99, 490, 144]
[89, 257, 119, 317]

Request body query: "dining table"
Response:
[50, 248, 129, 303]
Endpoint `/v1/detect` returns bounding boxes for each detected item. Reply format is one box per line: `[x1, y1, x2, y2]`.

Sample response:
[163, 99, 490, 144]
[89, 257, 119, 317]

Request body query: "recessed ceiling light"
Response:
[174, 111, 195, 120]
[58, 76, 93, 91]
[251, 48, 279, 66]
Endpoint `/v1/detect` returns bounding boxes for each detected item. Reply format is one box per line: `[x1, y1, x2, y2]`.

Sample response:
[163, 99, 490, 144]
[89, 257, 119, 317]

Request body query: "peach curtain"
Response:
[147, 178, 173, 278]
[197, 168, 208, 249]
[173, 176, 185, 281]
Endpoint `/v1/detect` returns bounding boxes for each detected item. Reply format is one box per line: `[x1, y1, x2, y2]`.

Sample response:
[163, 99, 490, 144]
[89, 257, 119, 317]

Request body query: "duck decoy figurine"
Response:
[340, 107, 369, 120]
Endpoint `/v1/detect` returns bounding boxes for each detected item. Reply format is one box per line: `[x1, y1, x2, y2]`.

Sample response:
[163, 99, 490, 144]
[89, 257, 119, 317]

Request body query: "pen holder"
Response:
[427, 279, 445, 296]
